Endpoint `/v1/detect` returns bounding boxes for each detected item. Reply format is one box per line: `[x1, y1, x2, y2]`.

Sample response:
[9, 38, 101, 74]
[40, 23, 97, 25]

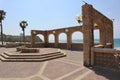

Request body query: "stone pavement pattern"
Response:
[0, 48, 120, 80]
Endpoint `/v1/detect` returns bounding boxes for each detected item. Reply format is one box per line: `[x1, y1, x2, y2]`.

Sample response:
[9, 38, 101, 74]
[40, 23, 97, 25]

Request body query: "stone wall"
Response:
[91, 48, 120, 71]
[32, 43, 83, 51]
[82, 3, 113, 66]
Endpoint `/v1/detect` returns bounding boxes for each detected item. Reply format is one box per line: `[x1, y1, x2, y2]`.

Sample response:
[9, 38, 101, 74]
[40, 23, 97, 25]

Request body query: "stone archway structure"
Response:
[82, 3, 113, 66]
[31, 26, 83, 49]
[31, 3, 113, 66]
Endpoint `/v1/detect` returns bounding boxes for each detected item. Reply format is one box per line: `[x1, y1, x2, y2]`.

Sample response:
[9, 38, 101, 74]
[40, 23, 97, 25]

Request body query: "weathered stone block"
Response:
[21, 48, 39, 53]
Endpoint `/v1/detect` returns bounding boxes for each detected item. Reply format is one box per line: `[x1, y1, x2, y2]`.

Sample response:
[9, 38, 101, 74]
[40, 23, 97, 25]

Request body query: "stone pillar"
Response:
[67, 33, 72, 49]
[82, 4, 94, 66]
[55, 33, 58, 48]
[44, 31, 48, 47]
[100, 25, 106, 47]
[110, 22, 114, 48]
[31, 30, 36, 47]
[105, 22, 114, 48]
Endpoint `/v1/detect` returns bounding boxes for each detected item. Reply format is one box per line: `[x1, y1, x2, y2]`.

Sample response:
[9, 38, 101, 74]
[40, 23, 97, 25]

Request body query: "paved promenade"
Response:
[0, 48, 120, 80]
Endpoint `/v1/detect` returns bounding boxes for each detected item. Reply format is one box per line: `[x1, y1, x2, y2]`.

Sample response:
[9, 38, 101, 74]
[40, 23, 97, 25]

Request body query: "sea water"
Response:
[59, 38, 120, 49]
[114, 39, 120, 49]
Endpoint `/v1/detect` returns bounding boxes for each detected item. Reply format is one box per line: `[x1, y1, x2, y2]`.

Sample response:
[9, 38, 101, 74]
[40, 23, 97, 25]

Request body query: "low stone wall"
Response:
[20, 43, 31, 48]
[16, 46, 27, 51]
[21, 48, 39, 53]
[16, 46, 39, 53]
[58, 43, 68, 49]
[71, 43, 83, 51]
[6, 42, 20, 48]
[47, 43, 83, 51]
[34, 43, 45, 47]
[47, 43, 55, 48]
[5, 42, 32, 48]
[91, 48, 120, 71]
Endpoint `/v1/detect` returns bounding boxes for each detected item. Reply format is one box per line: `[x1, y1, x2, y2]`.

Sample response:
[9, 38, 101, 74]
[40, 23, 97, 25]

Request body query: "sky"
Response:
[0, 0, 120, 39]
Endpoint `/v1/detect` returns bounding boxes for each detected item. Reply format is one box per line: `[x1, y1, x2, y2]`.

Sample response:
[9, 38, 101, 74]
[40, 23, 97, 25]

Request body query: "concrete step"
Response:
[1, 52, 65, 59]
[4, 51, 61, 56]
[0, 53, 66, 62]
[0, 49, 66, 62]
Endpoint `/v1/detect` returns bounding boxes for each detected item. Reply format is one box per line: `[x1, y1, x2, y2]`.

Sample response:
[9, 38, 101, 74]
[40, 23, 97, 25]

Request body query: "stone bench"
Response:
[21, 48, 39, 53]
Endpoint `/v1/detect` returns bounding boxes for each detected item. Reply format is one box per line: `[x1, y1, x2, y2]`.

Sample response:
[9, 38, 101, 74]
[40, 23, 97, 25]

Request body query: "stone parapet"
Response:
[91, 47, 120, 71]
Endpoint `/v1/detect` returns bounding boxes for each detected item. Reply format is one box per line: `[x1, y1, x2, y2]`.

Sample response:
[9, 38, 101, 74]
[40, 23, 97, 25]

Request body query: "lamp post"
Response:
[0, 10, 6, 46]
[19, 21, 28, 43]
[76, 14, 82, 25]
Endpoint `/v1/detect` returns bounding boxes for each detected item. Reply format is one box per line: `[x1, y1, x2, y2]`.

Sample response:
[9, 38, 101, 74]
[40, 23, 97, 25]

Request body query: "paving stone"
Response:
[0, 61, 43, 78]
[0, 48, 120, 80]
[30, 76, 43, 80]
[62, 67, 89, 80]
[42, 60, 79, 79]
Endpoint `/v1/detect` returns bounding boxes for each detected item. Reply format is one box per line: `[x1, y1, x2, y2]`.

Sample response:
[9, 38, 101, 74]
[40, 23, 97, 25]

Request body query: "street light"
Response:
[0, 10, 6, 46]
[76, 14, 82, 25]
[19, 21, 28, 43]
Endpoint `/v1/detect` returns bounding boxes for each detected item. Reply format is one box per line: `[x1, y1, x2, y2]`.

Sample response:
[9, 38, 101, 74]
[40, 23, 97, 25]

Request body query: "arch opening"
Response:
[35, 34, 44, 43]
[58, 33, 67, 43]
[94, 29, 100, 45]
[48, 34, 55, 43]
[72, 31, 83, 43]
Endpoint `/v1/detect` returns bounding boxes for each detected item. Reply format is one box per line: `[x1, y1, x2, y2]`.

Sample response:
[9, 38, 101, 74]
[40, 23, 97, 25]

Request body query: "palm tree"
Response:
[0, 10, 6, 46]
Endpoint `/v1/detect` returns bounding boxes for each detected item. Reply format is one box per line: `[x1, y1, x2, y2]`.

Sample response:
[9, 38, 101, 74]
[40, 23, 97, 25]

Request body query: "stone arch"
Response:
[31, 30, 48, 47]
[48, 34, 55, 43]
[58, 33, 67, 43]
[72, 31, 83, 43]
[36, 34, 45, 43]
[82, 4, 113, 66]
